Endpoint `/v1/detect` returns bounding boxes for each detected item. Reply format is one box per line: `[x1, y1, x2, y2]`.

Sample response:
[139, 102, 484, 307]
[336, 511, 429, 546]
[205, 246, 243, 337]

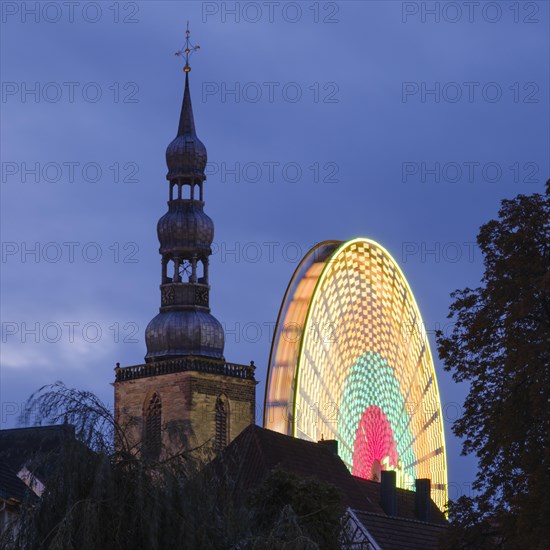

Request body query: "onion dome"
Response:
[145, 310, 224, 360]
[157, 201, 214, 256]
[166, 73, 207, 181]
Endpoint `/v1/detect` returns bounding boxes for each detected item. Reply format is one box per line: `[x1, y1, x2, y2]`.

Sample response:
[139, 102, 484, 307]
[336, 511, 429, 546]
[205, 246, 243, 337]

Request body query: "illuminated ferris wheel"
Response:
[264, 238, 448, 511]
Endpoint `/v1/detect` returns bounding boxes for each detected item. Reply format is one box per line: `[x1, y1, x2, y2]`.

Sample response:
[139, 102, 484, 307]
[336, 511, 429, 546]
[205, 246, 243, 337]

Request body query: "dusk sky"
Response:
[2, 1, 549, 502]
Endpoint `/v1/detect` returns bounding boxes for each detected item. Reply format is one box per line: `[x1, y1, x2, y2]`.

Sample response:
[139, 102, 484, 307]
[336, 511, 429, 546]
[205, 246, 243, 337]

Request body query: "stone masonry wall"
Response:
[114, 370, 256, 458]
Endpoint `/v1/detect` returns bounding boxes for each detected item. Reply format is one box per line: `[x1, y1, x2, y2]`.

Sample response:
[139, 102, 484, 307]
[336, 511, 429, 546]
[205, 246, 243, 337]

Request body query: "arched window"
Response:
[144, 392, 161, 459]
[215, 396, 229, 452]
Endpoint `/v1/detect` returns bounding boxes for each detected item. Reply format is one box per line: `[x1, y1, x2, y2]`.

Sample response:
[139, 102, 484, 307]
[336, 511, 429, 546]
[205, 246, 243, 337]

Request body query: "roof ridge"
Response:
[351, 508, 448, 528]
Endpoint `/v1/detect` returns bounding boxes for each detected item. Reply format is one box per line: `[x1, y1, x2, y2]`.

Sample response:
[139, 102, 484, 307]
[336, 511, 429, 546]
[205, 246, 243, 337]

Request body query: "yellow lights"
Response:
[264, 238, 448, 511]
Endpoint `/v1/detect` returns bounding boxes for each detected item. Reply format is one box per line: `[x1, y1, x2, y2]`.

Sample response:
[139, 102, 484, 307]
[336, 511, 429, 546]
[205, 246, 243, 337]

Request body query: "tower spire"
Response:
[144, 25, 224, 363]
[175, 22, 200, 137]
[177, 73, 196, 137]
[113, 26, 256, 464]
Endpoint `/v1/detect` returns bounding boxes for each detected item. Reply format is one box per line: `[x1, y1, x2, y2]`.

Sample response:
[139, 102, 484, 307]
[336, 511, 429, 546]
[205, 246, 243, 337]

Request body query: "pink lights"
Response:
[352, 405, 399, 481]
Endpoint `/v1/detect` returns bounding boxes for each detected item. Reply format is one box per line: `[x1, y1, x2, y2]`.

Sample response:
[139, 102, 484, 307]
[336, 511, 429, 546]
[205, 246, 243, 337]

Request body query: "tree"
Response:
[0, 383, 242, 550]
[1, 384, 346, 549]
[241, 468, 344, 549]
[436, 183, 550, 549]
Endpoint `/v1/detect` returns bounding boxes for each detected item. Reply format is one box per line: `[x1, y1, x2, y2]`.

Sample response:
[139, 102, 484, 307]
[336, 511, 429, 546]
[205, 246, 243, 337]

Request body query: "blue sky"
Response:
[1, 1, 549, 500]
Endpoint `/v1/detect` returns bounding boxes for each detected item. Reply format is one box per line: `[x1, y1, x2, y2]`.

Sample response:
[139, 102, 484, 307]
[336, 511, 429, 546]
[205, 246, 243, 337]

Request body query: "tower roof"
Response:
[165, 72, 207, 182]
[177, 73, 196, 136]
[145, 25, 224, 363]
[166, 24, 206, 183]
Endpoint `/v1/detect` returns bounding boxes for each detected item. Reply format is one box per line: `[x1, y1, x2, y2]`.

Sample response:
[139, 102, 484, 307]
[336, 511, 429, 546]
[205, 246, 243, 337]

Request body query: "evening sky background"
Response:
[1, 0, 549, 500]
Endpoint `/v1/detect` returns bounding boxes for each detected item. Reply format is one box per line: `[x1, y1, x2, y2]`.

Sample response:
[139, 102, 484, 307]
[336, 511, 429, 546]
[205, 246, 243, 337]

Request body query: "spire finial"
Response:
[175, 21, 200, 73]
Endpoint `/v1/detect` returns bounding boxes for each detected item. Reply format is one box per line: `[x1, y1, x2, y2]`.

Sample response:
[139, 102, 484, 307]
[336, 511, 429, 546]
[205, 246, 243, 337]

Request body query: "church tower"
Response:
[114, 26, 256, 460]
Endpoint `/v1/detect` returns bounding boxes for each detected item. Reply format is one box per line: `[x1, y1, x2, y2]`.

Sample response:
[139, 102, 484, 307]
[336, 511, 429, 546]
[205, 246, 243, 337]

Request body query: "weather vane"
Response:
[175, 21, 200, 73]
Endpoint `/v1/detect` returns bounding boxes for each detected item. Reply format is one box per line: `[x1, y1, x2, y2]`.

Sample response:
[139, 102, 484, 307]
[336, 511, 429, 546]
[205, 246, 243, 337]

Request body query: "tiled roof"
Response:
[352, 476, 446, 523]
[215, 425, 447, 549]
[353, 510, 448, 550]
[216, 423, 379, 512]
[0, 424, 76, 502]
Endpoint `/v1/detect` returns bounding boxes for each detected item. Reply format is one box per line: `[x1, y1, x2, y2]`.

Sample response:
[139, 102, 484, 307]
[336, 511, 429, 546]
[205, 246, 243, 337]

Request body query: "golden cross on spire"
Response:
[175, 21, 200, 73]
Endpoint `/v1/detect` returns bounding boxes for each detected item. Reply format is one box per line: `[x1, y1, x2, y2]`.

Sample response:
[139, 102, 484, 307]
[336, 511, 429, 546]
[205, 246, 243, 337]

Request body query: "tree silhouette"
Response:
[1, 383, 345, 549]
[437, 183, 550, 549]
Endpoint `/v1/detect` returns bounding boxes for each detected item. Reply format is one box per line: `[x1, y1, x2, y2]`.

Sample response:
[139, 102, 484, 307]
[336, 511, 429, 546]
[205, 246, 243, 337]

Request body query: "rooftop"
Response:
[214, 424, 447, 549]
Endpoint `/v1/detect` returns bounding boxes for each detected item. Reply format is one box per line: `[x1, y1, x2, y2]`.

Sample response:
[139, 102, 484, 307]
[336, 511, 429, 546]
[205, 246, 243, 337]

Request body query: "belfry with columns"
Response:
[113, 26, 256, 460]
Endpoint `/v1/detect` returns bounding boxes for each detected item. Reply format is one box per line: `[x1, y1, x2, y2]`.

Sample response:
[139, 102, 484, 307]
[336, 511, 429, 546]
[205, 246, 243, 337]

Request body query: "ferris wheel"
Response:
[264, 238, 448, 511]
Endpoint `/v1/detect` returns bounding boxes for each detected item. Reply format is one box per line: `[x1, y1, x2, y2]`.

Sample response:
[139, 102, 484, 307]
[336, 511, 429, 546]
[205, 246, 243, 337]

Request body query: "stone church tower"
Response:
[114, 30, 256, 460]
